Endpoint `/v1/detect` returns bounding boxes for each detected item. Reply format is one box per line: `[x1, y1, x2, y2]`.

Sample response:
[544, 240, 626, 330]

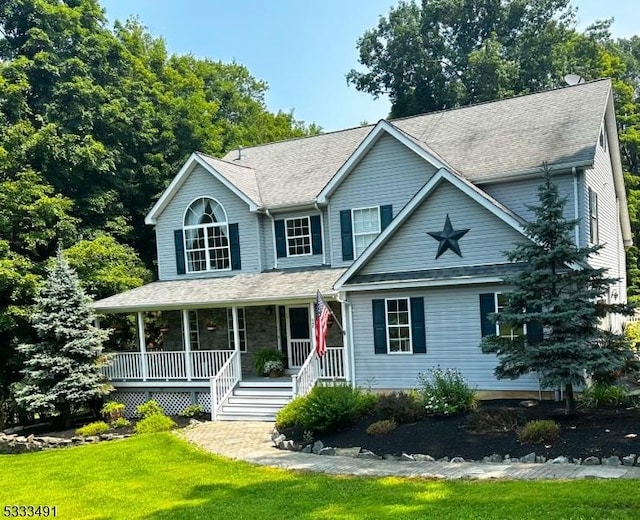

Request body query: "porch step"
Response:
[216, 380, 294, 421]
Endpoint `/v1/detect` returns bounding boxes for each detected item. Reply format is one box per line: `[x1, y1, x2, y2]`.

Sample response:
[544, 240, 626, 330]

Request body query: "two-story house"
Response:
[94, 79, 631, 420]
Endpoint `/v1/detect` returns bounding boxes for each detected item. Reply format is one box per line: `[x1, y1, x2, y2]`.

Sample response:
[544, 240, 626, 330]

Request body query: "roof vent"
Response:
[237, 146, 243, 160]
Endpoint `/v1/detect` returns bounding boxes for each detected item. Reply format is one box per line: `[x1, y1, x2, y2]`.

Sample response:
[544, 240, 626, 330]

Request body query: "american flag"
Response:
[314, 291, 331, 357]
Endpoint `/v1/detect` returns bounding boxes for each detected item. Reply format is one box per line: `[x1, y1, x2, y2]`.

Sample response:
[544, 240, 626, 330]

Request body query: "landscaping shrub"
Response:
[253, 348, 286, 375]
[76, 421, 110, 437]
[275, 396, 306, 430]
[136, 400, 165, 418]
[110, 417, 131, 428]
[374, 391, 424, 423]
[418, 367, 477, 415]
[179, 404, 204, 418]
[101, 401, 125, 422]
[299, 383, 376, 434]
[366, 419, 397, 436]
[135, 414, 177, 434]
[468, 409, 522, 433]
[578, 384, 636, 409]
[517, 420, 560, 444]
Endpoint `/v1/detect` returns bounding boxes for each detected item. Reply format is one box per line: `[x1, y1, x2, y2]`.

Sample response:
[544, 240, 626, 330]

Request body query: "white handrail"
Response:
[292, 347, 320, 398]
[210, 350, 241, 420]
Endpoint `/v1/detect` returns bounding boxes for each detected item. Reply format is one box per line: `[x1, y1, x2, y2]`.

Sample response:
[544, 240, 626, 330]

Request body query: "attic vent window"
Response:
[599, 127, 607, 151]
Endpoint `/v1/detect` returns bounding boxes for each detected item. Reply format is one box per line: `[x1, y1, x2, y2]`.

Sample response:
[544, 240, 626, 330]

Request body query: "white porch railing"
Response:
[292, 347, 320, 398]
[289, 339, 312, 368]
[319, 347, 345, 379]
[211, 350, 242, 420]
[103, 350, 234, 381]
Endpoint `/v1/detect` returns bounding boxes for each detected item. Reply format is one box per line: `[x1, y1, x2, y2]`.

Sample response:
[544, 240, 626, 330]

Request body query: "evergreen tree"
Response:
[15, 250, 111, 427]
[480, 168, 634, 413]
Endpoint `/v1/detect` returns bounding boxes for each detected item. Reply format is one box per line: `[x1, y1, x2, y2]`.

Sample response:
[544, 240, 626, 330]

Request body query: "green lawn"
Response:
[1, 434, 639, 520]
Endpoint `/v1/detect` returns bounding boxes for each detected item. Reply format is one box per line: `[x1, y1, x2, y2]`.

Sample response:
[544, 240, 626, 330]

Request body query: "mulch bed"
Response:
[314, 400, 640, 461]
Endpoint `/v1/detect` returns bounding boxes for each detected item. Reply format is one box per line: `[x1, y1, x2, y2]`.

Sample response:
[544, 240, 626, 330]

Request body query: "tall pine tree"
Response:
[15, 250, 111, 427]
[481, 168, 634, 413]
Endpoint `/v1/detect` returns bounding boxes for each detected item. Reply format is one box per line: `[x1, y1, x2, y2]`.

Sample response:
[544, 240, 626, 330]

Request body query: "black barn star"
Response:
[427, 214, 470, 259]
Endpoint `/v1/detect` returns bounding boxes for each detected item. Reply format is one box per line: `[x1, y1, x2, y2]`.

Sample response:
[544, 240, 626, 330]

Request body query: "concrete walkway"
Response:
[181, 421, 640, 480]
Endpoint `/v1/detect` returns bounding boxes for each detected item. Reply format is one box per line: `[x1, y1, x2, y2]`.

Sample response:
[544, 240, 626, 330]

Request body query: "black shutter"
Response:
[229, 223, 241, 270]
[275, 219, 287, 258]
[310, 215, 322, 255]
[174, 229, 185, 275]
[372, 299, 386, 354]
[527, 306, 543, 344]
[410, 297, 426, 353]
[479, 293, 496, 337]
[340, 210, 354, 261]
[380, 205, 393, 230]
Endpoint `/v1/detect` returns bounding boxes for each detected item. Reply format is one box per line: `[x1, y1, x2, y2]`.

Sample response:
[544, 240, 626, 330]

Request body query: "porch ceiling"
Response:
[93, 267, 346, 313]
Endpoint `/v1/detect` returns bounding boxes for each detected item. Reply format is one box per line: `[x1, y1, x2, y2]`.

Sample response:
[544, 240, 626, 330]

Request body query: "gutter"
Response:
[572, 167, 580, 245]
[314, 202, 327, 265]
[474, 160, 594, 185]
[266, 209, 278, 269]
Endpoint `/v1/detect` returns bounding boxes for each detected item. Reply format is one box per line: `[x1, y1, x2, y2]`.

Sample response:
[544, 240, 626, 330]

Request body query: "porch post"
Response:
[340, 297, 351, 383]
[231, 306, 242, 381]
[182, 309, 193, 381]
[137, 311, 148, 382]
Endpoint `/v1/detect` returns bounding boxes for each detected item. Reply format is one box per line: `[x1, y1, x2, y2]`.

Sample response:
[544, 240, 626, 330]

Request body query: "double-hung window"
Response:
[495, 293, 525, 339]
[386, 298, 412, 353]
[589, 188, 599, 244]
[352, 206, 381, 258]
[183, 197, 230, 272]
[285, 217, 312, 256]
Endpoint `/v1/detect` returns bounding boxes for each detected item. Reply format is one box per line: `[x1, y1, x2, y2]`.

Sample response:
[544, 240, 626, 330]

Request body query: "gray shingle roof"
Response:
[220, 80, 610, 205]
[93, 268, 346, 312]
[195, 152, 262, 204]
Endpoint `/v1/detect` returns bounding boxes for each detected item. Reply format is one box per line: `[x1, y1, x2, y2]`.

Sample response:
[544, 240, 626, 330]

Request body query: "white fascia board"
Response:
[340, 275, 507, 292]
[316, 120, 447, 204]
[145, 154, 259, 225]
[334, 168, 531, 290]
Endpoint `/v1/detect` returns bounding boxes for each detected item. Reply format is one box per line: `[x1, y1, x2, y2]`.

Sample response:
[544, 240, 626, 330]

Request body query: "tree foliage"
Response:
[480, 170, 634, 413]
[15, 251, 111, 427]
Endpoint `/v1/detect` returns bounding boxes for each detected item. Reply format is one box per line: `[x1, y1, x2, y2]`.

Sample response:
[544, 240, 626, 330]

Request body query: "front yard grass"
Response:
[0, 433, 639, 520]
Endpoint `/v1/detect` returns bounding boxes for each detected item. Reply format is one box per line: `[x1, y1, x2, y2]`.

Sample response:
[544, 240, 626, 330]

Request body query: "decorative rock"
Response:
[484, 454, 503, 463]
[536, 455, 546, 463]
[582, 456, 601, 465]
[601, 456, 621, 467]
[520, 452, 536, 464]
[335, 447, 361, 458]
[358, 450, 382, 460]
[623, 454, 637, 466]
[26, 434, 35, 443]
[519, 400, 539, 408]
[312, 441, 324, 454]
[319, 447, 336, 456]
[272, 434, 286, 447]
[188, 419, 202, 426]
[282, 440, 297, 451]
[549, 456, 569, 464]
[450, 457, 465, 463]
[302, 444, 312, 454]
[437, 456, 450, 462]
[413, 454, 435, 462]
[270, 429, 281, 442]
[383, 454, 399, 461]
[573, 458, 582, 466]
[401, 453, 415, 461]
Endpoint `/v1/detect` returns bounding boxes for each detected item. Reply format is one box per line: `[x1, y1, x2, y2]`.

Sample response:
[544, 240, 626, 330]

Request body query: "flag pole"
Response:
[317, 290, 344, 333]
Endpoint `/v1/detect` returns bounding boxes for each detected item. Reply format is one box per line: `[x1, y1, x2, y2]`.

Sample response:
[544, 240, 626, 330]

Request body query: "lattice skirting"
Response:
[111, 390, 212, 418]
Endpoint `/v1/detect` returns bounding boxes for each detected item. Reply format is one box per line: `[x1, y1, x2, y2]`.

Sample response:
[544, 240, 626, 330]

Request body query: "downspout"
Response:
[314, 202, 327, 265]
[266, 209, 278, 269]
[572, 167, 580, 246]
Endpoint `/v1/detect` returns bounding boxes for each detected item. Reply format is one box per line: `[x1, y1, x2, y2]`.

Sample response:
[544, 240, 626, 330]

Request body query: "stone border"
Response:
[0, 431, 132, 454]
[271, 429, 638, 467]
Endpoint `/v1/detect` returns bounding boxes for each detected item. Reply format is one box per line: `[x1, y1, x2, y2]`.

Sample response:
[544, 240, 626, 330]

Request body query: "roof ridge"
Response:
[389, 78, 612, 124]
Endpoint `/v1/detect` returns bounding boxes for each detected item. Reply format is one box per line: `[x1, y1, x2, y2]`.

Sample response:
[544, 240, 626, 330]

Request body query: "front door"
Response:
[287, 306, 312, 368]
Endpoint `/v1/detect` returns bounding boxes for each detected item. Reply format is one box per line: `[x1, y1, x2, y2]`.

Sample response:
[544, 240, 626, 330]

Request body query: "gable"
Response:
[356, 179, 527, 277]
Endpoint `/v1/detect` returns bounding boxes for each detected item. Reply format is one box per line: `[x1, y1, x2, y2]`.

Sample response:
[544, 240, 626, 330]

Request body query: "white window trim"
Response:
[183, 197, 231, 274]
[589, 188, 599, 245]
[285, 216, 312, 257]
[385, 297, 413, 354]
[352, 206, 381, 258]
[227, 307, 247, 353]
[494, 293, 527, 339]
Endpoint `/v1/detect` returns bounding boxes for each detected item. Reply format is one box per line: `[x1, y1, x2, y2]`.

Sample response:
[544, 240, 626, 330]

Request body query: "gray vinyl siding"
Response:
[155, 165, 260, 280]
[328, 134, 438, 267]
[481, 172, 577, 231]
[361, 181, 526, 275]
[267, 210, 325, 269]
[348, 285, 540, 391]
[583, 136, 627, 298]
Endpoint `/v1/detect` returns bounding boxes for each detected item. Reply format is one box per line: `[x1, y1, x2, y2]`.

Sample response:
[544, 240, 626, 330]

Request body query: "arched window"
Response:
[183, 197, 230, 272]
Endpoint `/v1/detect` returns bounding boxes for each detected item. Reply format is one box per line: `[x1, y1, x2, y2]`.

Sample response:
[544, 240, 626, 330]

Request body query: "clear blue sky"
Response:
[99, 0, 638, 132]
